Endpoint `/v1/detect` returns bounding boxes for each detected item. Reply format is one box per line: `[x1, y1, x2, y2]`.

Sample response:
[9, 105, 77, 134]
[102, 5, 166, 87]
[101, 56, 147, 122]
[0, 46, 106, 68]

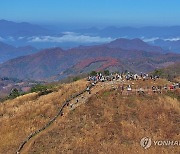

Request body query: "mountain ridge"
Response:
[0, 41, 38, 63]
[0, 38, 179, 80]
[0, 19, 52, 37]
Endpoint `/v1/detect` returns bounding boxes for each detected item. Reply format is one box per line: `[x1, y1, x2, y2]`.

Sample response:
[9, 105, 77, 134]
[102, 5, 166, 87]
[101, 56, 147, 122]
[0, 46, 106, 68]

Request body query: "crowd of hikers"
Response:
[86, 71, 180, 94]
[88, 72, 160, 82]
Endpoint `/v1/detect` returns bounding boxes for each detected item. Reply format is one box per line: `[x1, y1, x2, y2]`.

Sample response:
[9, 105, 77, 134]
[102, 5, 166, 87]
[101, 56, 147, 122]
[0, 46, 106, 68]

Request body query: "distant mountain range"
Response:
[0, 19, 179, 81]
[0, 38, 179, 80]
[152, 39, 180, 53]
[105, 38, 164, 53]
[0, 19, 180, 53]
[0, 41, 38, 63]
[0, 19, 53, 37]
[76, 26, 180, 53]
[2, 19, 180, 39]
[76, 26, 180, 38]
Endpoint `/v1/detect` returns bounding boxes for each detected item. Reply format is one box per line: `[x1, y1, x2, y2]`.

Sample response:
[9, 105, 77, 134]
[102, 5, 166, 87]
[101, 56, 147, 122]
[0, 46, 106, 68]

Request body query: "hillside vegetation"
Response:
[152, 62, 180, 81]
[0, 79, 179, 154]
[0, 80, 88, 153]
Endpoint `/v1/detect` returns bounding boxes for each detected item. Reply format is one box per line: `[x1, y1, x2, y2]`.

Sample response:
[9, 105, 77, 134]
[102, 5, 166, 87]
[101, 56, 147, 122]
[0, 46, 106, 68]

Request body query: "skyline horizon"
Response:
[1, 0, 180, 27]
[2, 19, 180, 29]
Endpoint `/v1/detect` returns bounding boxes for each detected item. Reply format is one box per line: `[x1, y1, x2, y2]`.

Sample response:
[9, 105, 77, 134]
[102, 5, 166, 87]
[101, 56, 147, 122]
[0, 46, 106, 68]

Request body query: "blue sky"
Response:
[1, 0, 180, 26]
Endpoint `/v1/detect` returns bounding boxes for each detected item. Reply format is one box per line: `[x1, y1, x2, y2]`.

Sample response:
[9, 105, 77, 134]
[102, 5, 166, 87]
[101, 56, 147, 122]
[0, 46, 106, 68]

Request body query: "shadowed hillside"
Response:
[0, 78, 179, 154]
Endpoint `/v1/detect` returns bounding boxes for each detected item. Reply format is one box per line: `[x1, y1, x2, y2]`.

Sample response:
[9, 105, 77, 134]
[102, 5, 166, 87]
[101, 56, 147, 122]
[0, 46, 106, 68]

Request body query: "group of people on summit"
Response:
[88, 72, 159, 82]
[87, 71, 180, 94]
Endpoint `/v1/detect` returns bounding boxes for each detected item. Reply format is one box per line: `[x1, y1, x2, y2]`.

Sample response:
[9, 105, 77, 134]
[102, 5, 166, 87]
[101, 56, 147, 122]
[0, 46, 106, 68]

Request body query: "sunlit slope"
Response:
[26, 86, 180, 154]
[0, 79, 179, 154]
[0, 80, 88, 154]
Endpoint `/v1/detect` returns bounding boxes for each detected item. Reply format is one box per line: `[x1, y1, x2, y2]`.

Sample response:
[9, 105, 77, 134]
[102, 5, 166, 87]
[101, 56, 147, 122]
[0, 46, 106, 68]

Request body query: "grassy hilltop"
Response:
[0, 78, 179, 154]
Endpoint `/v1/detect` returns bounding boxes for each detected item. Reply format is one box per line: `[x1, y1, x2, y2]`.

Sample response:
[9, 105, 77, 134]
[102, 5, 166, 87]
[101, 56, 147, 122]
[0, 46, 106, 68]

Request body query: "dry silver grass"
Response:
[0, 79, 88, 153]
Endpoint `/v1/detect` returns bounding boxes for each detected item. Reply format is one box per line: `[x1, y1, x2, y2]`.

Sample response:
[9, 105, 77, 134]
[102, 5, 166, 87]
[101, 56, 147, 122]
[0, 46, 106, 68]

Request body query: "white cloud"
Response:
[62, 32, 77, 35]
[142, 37, 159, 42]
[142, 37, 180, 42]
[18, 36, 25, 40]
[164, 37, 180, 41]
[28, 32, 114, 43]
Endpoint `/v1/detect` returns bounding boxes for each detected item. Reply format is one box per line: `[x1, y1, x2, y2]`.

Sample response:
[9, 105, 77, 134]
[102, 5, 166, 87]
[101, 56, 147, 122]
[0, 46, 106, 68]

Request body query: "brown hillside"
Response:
[0, 80, 88, 154]
[0, 79, 179, 154]
[152, 62, 180, 81]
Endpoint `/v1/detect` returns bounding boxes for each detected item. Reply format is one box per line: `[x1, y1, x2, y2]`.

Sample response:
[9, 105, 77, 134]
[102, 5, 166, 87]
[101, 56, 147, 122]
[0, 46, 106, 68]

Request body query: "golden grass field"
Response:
[0, 79, 179, 154]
